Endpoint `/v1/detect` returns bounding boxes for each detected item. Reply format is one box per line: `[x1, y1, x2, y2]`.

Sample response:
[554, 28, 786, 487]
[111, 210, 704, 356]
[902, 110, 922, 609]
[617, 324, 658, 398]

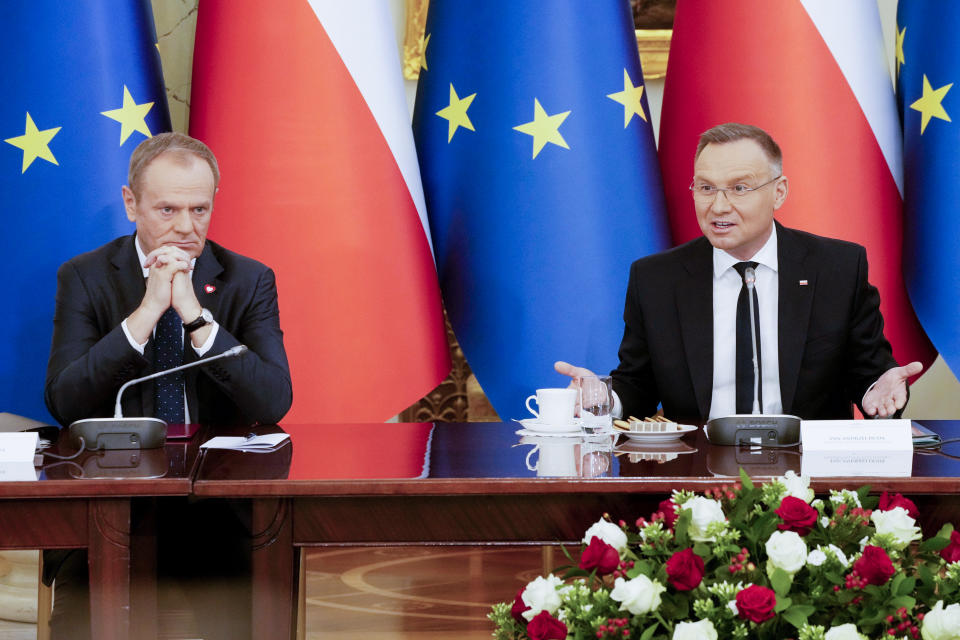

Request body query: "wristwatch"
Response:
[183, 308, 213, 333]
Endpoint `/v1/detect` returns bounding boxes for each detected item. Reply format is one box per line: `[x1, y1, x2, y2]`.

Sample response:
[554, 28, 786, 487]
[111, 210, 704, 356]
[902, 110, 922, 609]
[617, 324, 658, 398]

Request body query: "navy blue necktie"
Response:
[734, 261, 762, 414]
[153, 307, 185, 423]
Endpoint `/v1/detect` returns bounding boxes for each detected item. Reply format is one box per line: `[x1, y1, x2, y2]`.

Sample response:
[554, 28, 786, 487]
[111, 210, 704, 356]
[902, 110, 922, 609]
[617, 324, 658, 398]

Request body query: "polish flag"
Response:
[659, 0, 935, 370]
[190, 2, 450, 422]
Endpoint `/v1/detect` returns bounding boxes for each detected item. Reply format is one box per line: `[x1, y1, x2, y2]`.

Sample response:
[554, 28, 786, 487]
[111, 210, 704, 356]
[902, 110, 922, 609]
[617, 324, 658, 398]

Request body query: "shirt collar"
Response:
[134, 235, 197, 278]
[712, 222, 779, 279]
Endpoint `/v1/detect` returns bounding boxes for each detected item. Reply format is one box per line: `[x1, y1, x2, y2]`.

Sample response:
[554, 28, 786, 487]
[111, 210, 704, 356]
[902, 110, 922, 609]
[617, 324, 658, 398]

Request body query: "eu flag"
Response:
[412, 1, 669, 417]
[0, 1, 170, 422]
[897, 2, 960, 378]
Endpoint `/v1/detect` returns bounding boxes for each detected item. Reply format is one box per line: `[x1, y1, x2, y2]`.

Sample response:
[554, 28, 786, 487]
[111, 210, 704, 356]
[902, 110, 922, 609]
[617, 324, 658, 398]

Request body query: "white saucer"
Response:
[616, 424, 698, 443]
[515, 418, 582, 434]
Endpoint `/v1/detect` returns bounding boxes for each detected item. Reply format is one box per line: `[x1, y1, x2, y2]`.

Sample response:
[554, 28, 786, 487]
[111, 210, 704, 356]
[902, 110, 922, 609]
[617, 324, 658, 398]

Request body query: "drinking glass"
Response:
[576, 375, 613, 432]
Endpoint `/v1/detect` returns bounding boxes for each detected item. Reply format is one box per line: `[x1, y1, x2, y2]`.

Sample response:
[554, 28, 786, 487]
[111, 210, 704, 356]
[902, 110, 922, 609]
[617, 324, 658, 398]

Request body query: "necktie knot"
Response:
[733, 261, 759, 282]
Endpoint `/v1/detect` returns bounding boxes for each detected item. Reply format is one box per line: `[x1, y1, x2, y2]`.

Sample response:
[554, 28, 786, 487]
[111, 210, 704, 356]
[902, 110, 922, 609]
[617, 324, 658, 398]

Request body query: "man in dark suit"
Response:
[557, 122, 921, 422]
[43, 132, 291, 640]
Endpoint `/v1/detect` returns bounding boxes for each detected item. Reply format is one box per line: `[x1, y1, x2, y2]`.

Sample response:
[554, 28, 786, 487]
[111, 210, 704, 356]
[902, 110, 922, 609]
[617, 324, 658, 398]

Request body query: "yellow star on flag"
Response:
[607, 69, 647, 127]
[4, 112, 61, 173]
[513, 98, 570, 159]
[910, 74, 952, 134]
[101, 85, 154, 145]
[420, 33, 431, 71]
[896, 26, 906, 77]
[436, 84, 476, 142]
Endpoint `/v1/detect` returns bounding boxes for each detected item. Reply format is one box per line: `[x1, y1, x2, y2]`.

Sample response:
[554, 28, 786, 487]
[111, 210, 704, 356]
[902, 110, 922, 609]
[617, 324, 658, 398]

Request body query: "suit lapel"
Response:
[777, 224, 815, 413]
[677, 240, 714, 419]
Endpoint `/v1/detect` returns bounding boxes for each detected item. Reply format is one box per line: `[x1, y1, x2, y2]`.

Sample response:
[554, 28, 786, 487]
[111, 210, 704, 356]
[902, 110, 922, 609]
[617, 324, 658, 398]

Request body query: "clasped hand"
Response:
[126, 246, 200, 345]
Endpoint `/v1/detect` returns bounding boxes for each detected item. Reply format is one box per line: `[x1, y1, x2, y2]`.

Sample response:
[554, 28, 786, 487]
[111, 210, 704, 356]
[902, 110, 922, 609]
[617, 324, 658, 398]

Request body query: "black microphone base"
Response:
[68, 418, 167, 450]
[705, 414, 801, 446]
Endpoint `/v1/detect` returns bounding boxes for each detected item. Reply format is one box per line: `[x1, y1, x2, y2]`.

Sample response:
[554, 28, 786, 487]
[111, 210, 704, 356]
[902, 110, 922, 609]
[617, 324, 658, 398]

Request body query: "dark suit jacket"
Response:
[44, 235, 292, 427]
[611, 222, 898, 423]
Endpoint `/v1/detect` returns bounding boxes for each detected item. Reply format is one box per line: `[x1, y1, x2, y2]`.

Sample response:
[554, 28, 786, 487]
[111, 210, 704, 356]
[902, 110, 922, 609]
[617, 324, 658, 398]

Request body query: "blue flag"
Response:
[897, 2, 960, 377]
[0, 1, 170, 422]
[412, 1, 669, 417]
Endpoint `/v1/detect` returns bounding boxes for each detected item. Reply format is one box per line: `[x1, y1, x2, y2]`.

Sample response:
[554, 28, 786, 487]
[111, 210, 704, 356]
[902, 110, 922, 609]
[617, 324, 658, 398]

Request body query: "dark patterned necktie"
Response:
[733, 261, 762, 414]
[153, 307, 185, 423]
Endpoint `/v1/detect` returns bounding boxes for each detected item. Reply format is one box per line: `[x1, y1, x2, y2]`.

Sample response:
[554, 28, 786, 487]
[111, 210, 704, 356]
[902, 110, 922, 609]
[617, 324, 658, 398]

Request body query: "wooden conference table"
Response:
[0, 434, 203, 640]
[193, 420, 960, 640]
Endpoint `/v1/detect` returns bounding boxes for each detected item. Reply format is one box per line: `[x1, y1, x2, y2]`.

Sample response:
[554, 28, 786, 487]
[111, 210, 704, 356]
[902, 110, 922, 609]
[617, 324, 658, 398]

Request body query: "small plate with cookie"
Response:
[612, 415, 697, 442]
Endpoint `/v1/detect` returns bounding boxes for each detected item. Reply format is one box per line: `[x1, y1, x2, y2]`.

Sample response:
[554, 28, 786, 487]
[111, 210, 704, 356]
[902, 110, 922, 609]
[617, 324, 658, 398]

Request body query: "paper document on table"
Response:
[200, 433, 290, 452]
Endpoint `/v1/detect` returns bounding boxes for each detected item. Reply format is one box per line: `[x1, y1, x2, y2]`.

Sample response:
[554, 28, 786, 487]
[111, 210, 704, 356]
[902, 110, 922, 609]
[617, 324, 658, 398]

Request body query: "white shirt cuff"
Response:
[611, 390, 622, 419]
[121, 318, 148, 355]
[191, 321, 219, 357]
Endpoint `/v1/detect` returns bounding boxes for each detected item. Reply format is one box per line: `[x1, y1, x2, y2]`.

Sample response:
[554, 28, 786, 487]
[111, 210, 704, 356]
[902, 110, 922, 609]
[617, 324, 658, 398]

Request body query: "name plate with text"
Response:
[0, 432, 38, 463]
[800, 420, 912, 477]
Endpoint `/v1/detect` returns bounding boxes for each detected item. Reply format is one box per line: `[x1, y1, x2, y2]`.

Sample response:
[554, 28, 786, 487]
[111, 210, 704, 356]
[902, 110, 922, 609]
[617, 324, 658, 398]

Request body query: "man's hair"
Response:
[695, 122, 782, 174]
[127, 132, 220, 198]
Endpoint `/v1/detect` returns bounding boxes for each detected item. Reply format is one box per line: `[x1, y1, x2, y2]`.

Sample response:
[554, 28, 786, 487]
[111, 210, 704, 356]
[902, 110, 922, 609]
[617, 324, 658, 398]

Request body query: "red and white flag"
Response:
[190, 1, 450, 422]
[659, 0, 935, 369]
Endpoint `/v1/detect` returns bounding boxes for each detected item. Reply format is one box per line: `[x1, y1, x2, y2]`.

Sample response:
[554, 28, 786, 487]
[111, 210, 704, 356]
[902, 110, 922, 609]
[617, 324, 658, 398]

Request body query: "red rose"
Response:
[775, 496, 819, 536]
[735, 584, 777, 624]
[878, 491, 919, 519]
[579, 536, 620, 575]
[852, 545, 896, 586]
[665, 548, 705, 591]
[510, 587, 529, 624]
[659, 498, 679, 528]
[941, 530, 960, 564]
[526, 611, 567, 640]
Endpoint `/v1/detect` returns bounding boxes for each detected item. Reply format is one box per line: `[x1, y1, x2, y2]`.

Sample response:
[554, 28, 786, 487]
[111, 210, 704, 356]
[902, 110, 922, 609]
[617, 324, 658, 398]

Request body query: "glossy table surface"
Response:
[192, 420, 960, 496]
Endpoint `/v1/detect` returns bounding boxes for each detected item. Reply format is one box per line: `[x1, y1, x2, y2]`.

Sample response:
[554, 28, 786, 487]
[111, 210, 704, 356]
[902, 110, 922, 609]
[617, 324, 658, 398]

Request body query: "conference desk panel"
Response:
[0, 434, 203, 640]
[193, 420, 960, 640]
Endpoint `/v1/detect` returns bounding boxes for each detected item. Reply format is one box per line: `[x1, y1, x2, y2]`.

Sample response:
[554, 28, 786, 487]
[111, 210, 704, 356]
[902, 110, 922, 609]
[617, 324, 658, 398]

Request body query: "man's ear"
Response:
[772, 175, 789, 211]
[121, 186, 137, 221]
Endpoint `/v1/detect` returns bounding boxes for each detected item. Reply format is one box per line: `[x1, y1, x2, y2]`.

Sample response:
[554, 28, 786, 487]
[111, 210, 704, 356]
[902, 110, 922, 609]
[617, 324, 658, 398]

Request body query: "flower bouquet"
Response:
[490, 470, 960, 640]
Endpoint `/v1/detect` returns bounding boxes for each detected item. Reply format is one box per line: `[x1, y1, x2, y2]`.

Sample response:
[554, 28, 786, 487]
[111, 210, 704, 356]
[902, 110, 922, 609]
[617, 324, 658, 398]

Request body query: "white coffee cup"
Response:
[525, 388, 577, 426]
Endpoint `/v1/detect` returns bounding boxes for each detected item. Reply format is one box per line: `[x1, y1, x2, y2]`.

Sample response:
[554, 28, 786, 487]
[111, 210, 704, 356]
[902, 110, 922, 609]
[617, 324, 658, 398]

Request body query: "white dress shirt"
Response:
[709, 224, 782, 419]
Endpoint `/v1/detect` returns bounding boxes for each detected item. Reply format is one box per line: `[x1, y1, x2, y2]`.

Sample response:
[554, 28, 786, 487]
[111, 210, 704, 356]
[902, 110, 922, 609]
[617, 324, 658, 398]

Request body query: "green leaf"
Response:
[692, 542, 710, 558]
[774, 596, 792, 612]
[937, 522, 955, 538]
[920, 536, 950, 552]
[674, 509, 692, 548]
[770, 567, 792, 597]
[739, 467, 754, 490]
[918, 562, 935, 586]
[639, 623, 659, 640]
[890, 572, 905, 596]
[889, 595, 916, 610]
[782, 604, 815, 629]
[897, 577, 916, 597]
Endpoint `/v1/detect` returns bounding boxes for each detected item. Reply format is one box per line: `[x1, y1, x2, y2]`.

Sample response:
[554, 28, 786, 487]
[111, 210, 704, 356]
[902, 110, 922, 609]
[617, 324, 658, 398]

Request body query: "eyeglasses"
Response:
[689, 175, 782, 201]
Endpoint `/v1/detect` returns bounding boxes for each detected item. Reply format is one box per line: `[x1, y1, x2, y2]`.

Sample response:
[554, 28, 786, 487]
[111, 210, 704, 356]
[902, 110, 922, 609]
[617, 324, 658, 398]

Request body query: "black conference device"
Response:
[705, 414, 801, 446]
[67, 345, 248, 451]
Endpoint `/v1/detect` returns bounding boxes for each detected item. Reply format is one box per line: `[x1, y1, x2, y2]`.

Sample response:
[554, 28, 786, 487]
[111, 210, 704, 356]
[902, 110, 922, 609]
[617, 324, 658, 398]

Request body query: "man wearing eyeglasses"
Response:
[557, 122, 921, 422]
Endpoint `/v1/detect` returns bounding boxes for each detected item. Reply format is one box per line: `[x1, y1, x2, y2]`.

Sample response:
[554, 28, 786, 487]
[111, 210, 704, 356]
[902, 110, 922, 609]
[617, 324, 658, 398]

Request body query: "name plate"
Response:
[801, 420, 912, 451]
[0, 432, 38, 463]
[800, 420, 912, 477]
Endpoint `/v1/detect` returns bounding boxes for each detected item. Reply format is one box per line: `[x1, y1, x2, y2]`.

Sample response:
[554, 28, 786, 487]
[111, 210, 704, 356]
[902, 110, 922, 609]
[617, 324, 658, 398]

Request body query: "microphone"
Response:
[744, 266, 760, 415]
[68, 345, 249, 451]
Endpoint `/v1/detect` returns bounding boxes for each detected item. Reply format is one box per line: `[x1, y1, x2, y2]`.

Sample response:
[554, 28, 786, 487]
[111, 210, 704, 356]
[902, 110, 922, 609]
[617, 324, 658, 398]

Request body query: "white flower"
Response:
[673, 619, 719, 640]
[831, 489, 861, 508]
[871, 507, 922, 547]
[811, 498, 824, 509]
[921, 601, 960, 640]
[520, 574, 563, 621]
[780, 470, 814, 503]
[727, 600, 739, 616]
[825, 623, 868, 640]
[765, 530, 807, 575]
[582, 518, 628, 553]
[807, 549, 827, 567]
[610, 575, 665, 615]
[859, 536, 869, 550]
[682, 496, 726, 542]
